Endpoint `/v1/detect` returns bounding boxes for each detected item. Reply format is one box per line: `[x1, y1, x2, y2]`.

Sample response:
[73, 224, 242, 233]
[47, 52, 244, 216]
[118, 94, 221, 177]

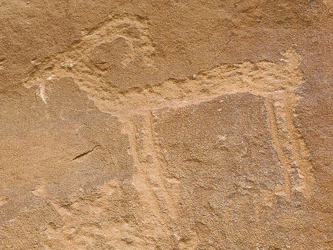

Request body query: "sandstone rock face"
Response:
[0, 0, 332, 249]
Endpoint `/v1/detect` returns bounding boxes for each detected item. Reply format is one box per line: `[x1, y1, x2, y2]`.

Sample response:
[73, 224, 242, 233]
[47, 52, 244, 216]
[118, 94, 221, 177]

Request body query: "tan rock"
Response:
[0, 0, 332, 249]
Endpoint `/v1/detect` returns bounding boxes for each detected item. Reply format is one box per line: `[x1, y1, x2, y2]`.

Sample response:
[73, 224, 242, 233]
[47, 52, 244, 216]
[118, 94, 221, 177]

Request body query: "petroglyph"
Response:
[24, 13, 155, 103]
[23, 14, 314, 242]
[1, 0, 331, 247]
[97, 47, 312, 202]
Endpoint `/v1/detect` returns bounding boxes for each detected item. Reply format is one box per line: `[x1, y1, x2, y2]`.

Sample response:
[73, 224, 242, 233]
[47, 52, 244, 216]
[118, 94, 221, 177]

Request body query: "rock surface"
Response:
[0, 0, 333, 249]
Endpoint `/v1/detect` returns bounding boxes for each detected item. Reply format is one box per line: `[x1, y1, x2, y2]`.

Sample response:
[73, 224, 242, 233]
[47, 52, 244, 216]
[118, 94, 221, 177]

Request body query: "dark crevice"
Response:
[72, 145, 100, 161]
